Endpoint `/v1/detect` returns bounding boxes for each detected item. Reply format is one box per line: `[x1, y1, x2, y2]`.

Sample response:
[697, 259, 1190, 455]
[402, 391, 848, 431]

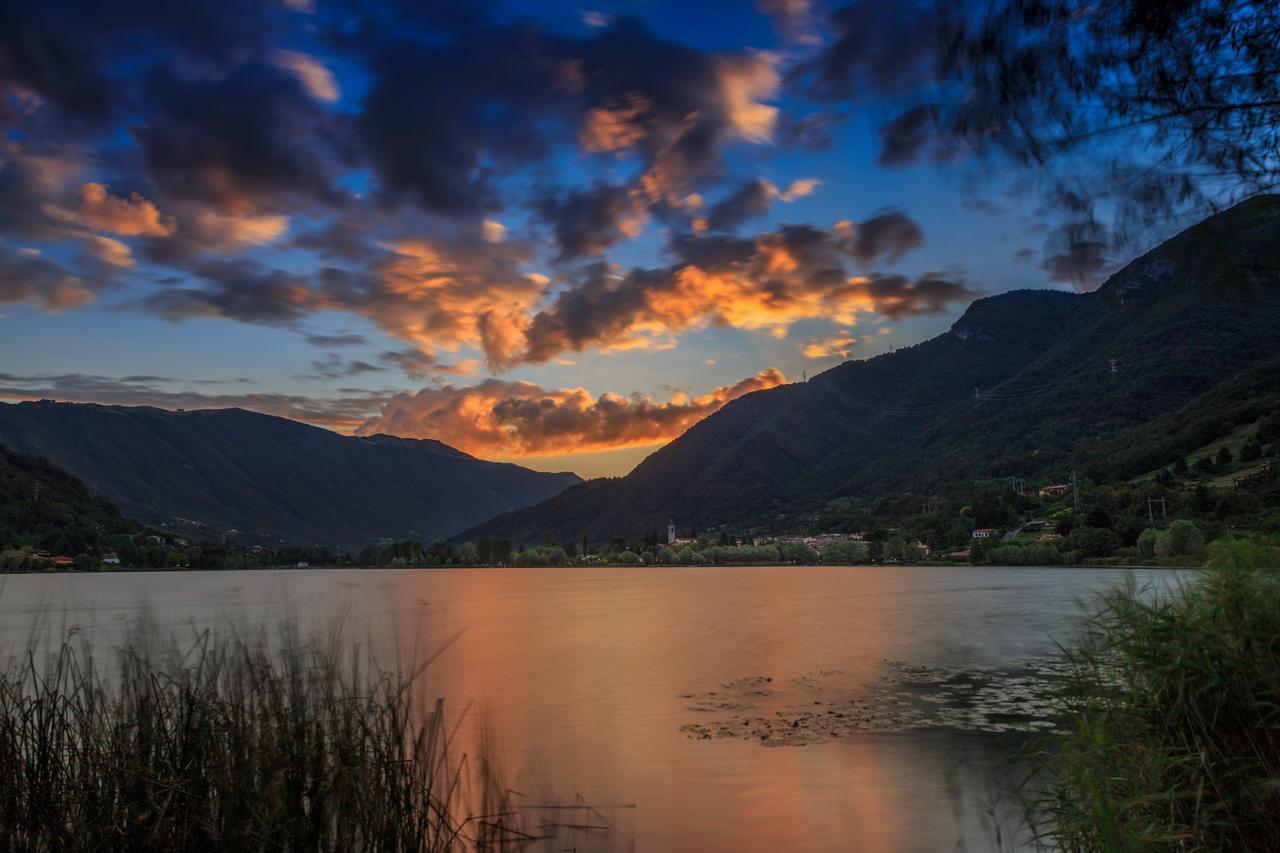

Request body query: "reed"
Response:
[0, 616, 534, 851]
[1030, 539, 1280, 851]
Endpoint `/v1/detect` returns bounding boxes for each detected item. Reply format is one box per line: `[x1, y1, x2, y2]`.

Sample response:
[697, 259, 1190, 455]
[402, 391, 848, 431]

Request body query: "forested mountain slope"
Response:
[461, 196, 1280, 544]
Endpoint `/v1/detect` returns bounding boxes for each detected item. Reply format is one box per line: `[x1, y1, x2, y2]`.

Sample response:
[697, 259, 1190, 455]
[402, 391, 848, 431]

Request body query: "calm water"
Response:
[0, 565, 1191, 851]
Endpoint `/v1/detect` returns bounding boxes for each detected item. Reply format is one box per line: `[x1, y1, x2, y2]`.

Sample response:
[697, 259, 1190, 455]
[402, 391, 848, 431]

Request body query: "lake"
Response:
[0, 565, 1192, 852]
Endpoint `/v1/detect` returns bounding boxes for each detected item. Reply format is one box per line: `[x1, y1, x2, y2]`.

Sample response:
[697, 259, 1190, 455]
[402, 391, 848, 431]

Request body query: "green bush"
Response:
[1154, 520, 1206, 558]
[1032, 540, 1280, 851]
[1136, 528, 1160, 560]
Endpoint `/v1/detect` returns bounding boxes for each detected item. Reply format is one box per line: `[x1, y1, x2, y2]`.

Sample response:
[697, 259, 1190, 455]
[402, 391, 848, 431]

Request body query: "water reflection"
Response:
[0, 566, 1189, 851]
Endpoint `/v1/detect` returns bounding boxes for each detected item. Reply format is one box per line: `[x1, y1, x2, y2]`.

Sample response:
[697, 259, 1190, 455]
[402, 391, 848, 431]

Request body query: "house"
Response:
[972, 528, 998, 539]
[945, 549, 971, 560]
[1039, 484, 1070, 497]
[102, 553, 121, 565]
[1023, 520, 1051, 532]
[52, 555, 75, 568]
[915, 541, 932, 556]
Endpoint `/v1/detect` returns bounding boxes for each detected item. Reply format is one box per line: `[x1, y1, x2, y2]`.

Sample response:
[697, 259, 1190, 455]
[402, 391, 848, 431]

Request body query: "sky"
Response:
[0, 0, 1085, 478]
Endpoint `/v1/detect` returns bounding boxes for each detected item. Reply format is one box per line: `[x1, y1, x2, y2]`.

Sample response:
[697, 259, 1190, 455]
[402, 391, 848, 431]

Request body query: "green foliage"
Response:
[1068, 527, 1122, 559]
[1154, 520, 1206, 558]
[0, 443, 140, 557]
[1033, 540, 1280, 851]
[1136, 528, 1160, 560]
[819, 540, 870, 564]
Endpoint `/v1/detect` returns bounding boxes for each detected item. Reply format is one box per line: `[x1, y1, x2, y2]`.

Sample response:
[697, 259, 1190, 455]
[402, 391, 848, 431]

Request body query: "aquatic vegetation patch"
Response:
[680, 659, 1072, 746]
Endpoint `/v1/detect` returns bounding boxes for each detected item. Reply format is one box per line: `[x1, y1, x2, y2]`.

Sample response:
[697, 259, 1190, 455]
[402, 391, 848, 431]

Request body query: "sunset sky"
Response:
[0, 0, 1096, 477]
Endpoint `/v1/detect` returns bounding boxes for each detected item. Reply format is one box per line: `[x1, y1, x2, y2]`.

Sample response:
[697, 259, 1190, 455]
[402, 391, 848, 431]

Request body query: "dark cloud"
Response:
[356, 29, 566, 215]
[304, 353, 387, 379]
[705, 179, 776, 232]
[536, 183, 647, 259]
[703, 178, 820, 233]
[848, 210, 924, 265]
[140, 260, 313, 324]
[304, 332, 369, 347]
[0, 245, 96, 310]
[513, 215, 949, 366]
[289, 220, 379, 262]
[1042, 242, 1111, 290]
[0, 0, 269, 126]
[858, 272, 980, 319]
[135, 62, 345, 213]
[876, 104, 938, 168]
[792, 2, 938, 101]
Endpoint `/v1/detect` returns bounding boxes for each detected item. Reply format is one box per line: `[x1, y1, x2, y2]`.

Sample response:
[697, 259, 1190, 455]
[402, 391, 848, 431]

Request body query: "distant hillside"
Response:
[0, 442, 141, 556]
[461, 195, 1280, 544]
[0, 404, 580, 551]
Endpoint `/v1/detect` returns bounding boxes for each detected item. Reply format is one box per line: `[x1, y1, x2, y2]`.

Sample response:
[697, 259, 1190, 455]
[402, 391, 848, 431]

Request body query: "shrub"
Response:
[1031, 540, 1280, 851]
[1154, 520, 1206, 558]
[1136, 528, 1160, 560]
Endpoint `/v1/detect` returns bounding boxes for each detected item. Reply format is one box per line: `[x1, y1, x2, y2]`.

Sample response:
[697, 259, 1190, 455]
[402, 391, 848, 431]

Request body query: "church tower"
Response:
[667, 520, 677, 545]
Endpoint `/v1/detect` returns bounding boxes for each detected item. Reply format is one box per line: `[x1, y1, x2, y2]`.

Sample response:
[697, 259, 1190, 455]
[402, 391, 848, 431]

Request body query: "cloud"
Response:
[135, 62, 343, 213]
[756, 0, 819, 45]
[572, 21, 782, 204]
[304, 353, 387, 380]
[876, 104, 939, 168]
[320, 235, 547, 366]
[840, 209, 924, 265]
[0, 246, 96, 310]
[356, 368, 788, 456]
[857, 271, 979, 319]
[304, 332, 368, 347]
[0, 371, 387, 431]
[76, 183, 175, 236]
[803, 330, 859, 359]
[83, 235, 135, 269]
[1042, 242, 1112, 290]
[141, 260, 314, 324]
[0, 0, 270, 125]
[536, 183, 649, 259]
[513, 215, 951, 365]
[270, 49, 340, 102]
[792, 2, 938, 101]
[377, 348, 479, 379]
[705, 177, 821, 232]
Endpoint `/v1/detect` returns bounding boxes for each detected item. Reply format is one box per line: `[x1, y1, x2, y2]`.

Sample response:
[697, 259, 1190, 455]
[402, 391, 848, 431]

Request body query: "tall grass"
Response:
[1032, 539, 1280, 851]
[0, 616, 535, 851]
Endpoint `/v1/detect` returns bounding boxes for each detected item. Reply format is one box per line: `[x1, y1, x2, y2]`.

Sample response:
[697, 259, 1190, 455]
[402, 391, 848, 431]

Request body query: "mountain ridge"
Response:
[0, 401, 580, 551]
[459, 195, 1280, 544]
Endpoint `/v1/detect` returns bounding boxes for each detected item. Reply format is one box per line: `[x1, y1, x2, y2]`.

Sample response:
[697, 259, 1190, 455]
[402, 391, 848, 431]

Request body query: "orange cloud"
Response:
[77, 183, 175, 236]
[186, 209, 289, 249]
[514, 222, 970, 365]
[356, 368, 787, 456]
[802, 330, 859, 359]
[579, 93, 651, 154]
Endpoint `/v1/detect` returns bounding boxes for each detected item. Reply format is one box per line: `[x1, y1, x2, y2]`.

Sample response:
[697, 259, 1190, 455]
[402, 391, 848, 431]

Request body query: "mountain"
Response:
[0, 403, 580, 551]
[0, 442, 141, 556]
[461, 195, 1280, 544]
